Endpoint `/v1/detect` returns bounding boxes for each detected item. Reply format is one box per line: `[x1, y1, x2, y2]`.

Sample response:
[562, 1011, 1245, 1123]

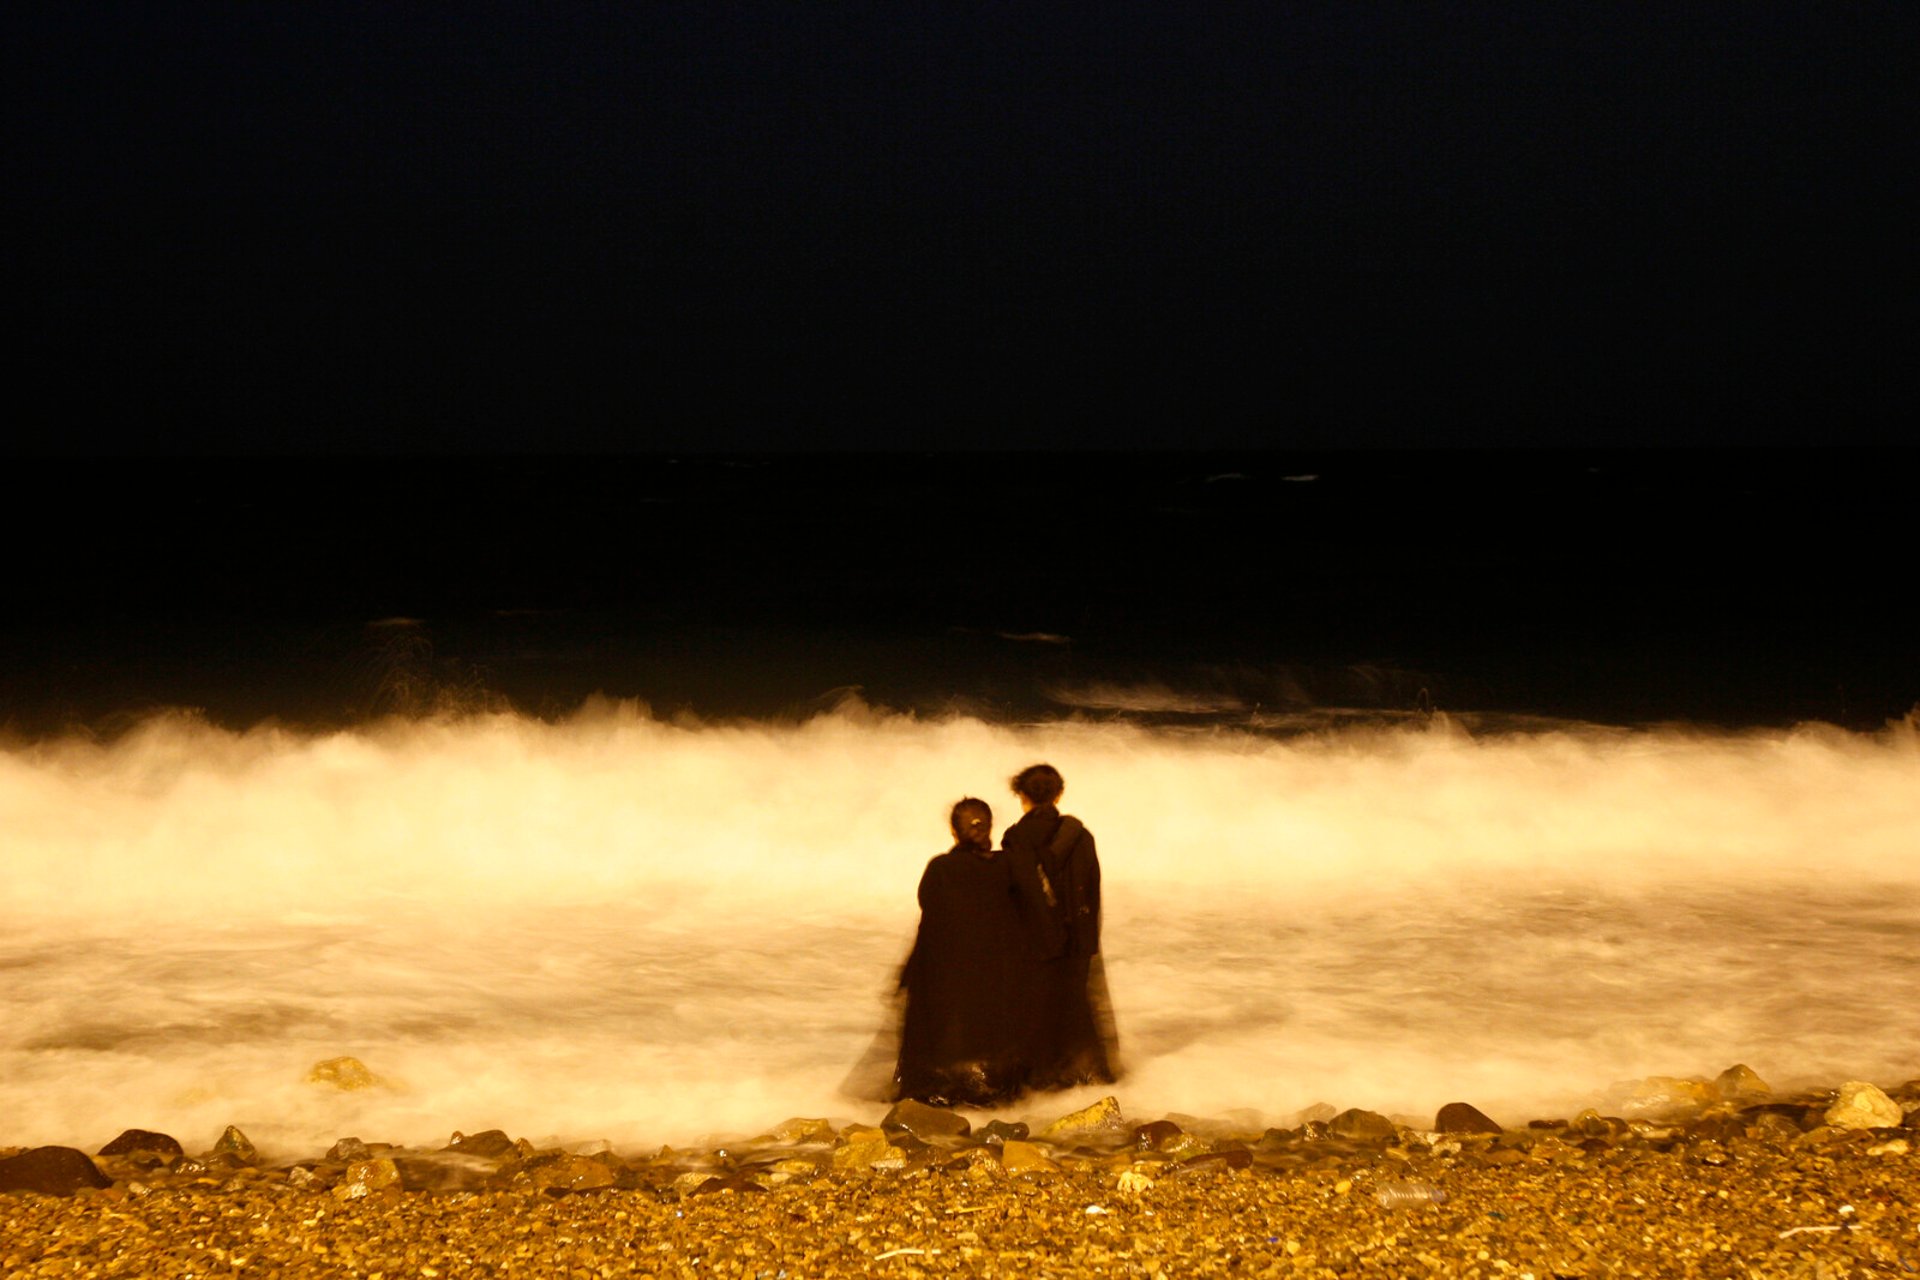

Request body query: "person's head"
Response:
[1010, 763, 1065, 811]
[950, 797, 993, 852]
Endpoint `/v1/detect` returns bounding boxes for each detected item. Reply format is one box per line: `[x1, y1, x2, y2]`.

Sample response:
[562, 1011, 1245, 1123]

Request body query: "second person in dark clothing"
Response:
[1001, 763, 1121, 1091]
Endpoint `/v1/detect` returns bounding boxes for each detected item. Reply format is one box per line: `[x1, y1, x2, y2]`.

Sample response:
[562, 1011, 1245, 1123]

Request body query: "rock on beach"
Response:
[0, 1147, 112, 1196]
[1825, 1080, 1903, 1130]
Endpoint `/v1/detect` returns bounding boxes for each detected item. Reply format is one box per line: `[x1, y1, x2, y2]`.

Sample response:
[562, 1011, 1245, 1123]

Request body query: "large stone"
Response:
[1434, 1103, 1502, 1136]
[977, 1120, 1028, 1145]
[98, 1129, 184, 1160]
[326, 1137, 371, 1162]
[1713, 1064, 1772, 1104]
[999, 1140, 1060, 1175]
[1133, 1120, 1183, 1151]
[882, 1099, 970, 1141]
[1039, 1096, 1127, 1143]
[1327, 1108, 1396, 1143]
[332, 1157, 401, 1200]
[830, 1127, 907, 1173]
[763, 1117, 835, 1144]
[516, 1153, 618, 1194]
[443, 1129, 517, 1159]
[0, 1147, 112, 1196]
[213, 1125, 259, 1166]
[307, 1056, 382, 1090]
[1825, 1081, 1903, 1130]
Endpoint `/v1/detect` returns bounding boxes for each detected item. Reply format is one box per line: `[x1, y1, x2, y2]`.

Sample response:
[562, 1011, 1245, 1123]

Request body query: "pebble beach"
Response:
[5, 1072, 1917, 1279]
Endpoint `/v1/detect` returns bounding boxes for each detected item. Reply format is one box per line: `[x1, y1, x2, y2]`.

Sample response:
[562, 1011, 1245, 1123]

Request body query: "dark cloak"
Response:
[1001, 803, 1121, 1091]
[891, 843, 1029, 1107]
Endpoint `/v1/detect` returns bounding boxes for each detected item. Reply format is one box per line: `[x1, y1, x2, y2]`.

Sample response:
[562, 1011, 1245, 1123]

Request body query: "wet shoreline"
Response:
[6, 1075, 1916, 1277]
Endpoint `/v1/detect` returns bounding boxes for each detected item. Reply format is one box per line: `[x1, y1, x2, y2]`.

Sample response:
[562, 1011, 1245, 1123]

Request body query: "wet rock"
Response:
[1713, 1063, 1771, 1104]
[213, 1126, 259, 1166]
[286, 1164, 333, 1191]
[514, 1153, 617, 1194]
[690, 1172, 766, 1196]
[393, 1153, 499, 1193]
[0, 1146, 113, 1196]
[830, 1127, 906, 1174]
[1178, 1148, 1252, 1173]
[1573, 1110, 1630, 1140]
[758, 1156, 825, 1185]
[1327, 1109, 1395, 1143]
[1293, 1103, 1338, 1125]
[1825, 1080, 1903, 1130]
[670, 1171, 723, 1198]
[882, 1099, 970, 1141]
[307, 1056, 382, 1090]
[326, 1137, 371, 1162]
[332, 1158, 401, 1200]
[1434, 1103, 1502, 1135]
[98, 1129, 184, 1160]
[443, 1129, 517, 1159]
[1866, 1137, 1911, 1157]
[1134, 1120, 1183, 1150]
[1616, 1076, 1716, 1118]
[1742, 1110, 1806, 1144]
[953, 1147, 1006, 1182]
[977, 1120, 1028, 1145]
[763, 1117, 835, 1144]
[999, 1140, 1060, 1175]
[1040, 1096, 1126, 1144]
[1688, 1140, 1732, 1167]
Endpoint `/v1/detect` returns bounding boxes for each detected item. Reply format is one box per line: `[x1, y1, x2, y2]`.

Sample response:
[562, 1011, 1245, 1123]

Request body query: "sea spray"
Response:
[2, 702, 1917, 1155]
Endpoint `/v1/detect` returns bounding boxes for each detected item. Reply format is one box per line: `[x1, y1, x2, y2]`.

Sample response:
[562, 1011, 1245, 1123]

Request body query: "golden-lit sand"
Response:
[5, 1088, 1917, 1278]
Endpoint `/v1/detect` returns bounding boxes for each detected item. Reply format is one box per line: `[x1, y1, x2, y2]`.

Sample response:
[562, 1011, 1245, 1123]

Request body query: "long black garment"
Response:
[1001, 803, 1120, 1090]
[892, 845, 1029, 1107]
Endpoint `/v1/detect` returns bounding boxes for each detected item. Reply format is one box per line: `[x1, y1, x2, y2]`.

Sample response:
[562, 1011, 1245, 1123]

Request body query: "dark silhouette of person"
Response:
[1000, 763, 1120, 1090]
[891, 797, 1030, 1107]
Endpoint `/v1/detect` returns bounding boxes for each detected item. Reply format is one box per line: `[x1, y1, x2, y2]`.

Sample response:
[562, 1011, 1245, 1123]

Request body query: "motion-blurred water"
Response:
[4, 702, 1917, 1158]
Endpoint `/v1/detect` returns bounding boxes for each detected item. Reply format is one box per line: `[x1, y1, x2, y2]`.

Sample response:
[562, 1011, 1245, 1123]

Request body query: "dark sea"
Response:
[3, 451, 1916, 1154]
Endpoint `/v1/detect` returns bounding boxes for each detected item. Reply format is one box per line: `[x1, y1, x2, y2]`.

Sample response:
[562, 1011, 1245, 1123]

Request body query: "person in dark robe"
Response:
[1000, 762, 1121, 1091]
[892, 797, 1030, 1107]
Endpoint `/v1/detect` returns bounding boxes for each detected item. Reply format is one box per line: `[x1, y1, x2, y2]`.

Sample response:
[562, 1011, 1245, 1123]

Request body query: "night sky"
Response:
[7, 5, 1910, 452]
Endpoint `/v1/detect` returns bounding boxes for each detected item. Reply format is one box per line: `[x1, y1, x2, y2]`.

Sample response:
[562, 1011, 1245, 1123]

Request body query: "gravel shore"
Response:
[5, 1083, 1917, 1278]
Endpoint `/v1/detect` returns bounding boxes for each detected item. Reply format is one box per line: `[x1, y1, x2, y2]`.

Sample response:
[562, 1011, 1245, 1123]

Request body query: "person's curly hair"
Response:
[1010, 763, 1064, 804]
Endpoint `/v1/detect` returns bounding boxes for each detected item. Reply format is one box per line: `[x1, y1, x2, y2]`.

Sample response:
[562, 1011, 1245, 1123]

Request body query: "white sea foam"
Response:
[3, 702, 1917, 1156]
